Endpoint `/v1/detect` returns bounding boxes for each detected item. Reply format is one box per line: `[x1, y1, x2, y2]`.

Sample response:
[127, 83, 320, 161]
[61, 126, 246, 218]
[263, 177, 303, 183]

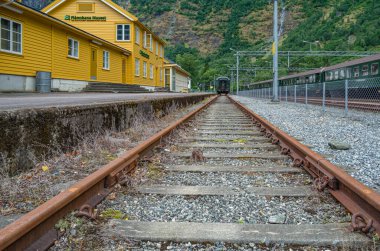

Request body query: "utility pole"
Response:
[236, 52, 240, 95]
[230, 70, 234, 94]
[272, 0, 279, 101]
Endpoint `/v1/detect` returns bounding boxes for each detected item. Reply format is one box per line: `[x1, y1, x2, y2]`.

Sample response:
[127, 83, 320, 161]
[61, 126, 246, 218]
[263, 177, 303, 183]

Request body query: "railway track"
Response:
[0, 95, 379, 250]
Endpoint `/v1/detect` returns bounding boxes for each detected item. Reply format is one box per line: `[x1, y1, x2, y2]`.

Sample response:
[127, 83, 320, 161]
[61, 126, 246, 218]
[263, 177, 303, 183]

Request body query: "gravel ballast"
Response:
[233, 96, 380, 192]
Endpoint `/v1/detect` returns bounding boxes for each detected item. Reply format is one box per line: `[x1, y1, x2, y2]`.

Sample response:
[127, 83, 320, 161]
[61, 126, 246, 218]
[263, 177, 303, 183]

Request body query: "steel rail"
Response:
[0, 95, 218, 251]
[228, 95, 380, 235]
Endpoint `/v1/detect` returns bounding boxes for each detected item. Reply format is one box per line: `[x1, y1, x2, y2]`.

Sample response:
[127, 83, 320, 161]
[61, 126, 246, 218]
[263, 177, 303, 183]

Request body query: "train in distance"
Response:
[215, 77, 231, 94]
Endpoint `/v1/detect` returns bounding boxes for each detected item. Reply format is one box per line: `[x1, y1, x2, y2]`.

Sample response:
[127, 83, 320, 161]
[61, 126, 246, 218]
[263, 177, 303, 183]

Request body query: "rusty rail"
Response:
[228, 95, 380, 235]
[0, 95, 218, 251]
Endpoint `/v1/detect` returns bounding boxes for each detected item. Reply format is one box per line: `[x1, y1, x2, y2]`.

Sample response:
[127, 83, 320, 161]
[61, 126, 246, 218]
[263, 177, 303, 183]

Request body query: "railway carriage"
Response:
[215, 77, 231, 94]
[250, 54, 380, 99]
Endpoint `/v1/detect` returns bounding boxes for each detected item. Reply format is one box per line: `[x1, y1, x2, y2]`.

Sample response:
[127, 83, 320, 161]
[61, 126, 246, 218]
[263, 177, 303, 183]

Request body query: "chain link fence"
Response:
[239, 77, 380, 114]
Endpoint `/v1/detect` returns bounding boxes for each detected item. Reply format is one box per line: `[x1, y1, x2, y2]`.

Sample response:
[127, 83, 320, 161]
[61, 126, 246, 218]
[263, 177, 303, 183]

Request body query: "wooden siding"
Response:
[0, 6, 127, 84]
[47, 0, 165, 87]
[0, 9, 52, 76]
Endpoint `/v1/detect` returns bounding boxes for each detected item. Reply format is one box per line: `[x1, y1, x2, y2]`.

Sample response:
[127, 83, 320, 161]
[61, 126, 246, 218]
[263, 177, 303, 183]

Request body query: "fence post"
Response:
[285, 86, 288, 102]
[305, 84, 308, 105]
[344, 79, 348, 116]
[322, 82, 326, 112]
[294, 85, 297, 103]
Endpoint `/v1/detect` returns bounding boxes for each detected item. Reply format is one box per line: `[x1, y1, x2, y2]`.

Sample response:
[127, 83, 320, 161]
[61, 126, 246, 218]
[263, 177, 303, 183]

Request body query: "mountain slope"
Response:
[22, 0, 380, 85]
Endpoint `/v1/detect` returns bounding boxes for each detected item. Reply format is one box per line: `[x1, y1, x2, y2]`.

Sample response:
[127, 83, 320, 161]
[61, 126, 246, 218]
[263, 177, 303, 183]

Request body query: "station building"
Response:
[164, 59, 191, 92]
[0, 0, 131, 92]
[42, 0, 166, 90]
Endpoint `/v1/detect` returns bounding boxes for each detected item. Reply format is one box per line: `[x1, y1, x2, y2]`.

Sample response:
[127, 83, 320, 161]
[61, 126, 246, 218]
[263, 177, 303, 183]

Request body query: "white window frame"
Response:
[102, 50, 110, 70]
[143, 61, 147, 78]
[143, 31, 146, 48]
[135, 26, 140, 45]
[68, 38, 79, 58]
[160, 67, 163, 81]
[160, 45, 164, 57]
[155, 41, 159, 55]
[116, 24, 130, 41]
[135, 58, 140, 76]
[0, 17, 22, 55]
[150, 64, 154, 79]
[149, 36, 153, 51]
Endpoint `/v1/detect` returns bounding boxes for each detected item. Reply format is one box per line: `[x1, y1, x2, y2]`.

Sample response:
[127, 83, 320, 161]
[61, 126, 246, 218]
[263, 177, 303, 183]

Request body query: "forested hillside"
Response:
[24, 0, 380, 87]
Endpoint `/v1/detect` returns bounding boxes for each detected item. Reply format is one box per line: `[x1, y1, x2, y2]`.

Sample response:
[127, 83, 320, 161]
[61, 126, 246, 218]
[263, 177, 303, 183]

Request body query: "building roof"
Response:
[164, 63, 191, 77]
[42, 0, 166, 45]
[3, 1, 131, 55]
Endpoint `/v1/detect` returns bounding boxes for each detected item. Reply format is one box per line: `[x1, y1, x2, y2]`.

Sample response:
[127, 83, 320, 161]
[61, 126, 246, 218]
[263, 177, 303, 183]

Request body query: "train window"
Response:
[334, 70, 339, 80]
[346, 68, 351, 79]
[362, 65, 369, 76]
[305, 77, 309, 83]
[339, 69, 345, 79]
[353, 67, 359, 78]
[371, 63, 379, 75]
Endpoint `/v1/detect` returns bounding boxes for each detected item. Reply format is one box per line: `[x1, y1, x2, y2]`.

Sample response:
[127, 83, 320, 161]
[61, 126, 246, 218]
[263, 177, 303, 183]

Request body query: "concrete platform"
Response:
[163, 165, 301, 173]
[103, 220, 369, 246]
[0, 92, 209, 111]
[0, 93, 212, 174]
[137, 185, 314, 196]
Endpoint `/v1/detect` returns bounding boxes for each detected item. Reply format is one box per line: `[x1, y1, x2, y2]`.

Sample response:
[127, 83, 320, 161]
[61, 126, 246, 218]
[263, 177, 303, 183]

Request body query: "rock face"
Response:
[328, 141, 351, 150]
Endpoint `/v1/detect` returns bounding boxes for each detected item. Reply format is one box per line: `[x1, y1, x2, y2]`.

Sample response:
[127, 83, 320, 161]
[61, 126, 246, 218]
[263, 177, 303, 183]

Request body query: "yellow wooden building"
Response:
[0, 0, 131, 92]
[42, 0, 166, 89]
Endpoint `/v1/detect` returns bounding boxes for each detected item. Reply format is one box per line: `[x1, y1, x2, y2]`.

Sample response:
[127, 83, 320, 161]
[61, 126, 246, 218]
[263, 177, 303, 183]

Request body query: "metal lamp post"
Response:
[272, 0, 279, 102]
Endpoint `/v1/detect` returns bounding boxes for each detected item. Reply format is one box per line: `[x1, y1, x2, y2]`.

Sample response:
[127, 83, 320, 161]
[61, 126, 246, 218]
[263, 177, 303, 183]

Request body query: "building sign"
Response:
[140, 50, 150, 59]
[64, 15, 107, 21]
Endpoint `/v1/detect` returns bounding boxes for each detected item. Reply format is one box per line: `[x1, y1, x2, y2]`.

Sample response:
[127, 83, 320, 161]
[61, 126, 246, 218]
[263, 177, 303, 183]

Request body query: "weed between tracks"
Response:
[0, 99, 206, 217]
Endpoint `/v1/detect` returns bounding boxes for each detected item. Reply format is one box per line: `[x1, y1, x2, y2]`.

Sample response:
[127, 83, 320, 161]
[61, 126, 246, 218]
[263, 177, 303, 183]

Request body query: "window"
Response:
[150, 64, 153, 79]
[160, 67, 163, 81]
[160, 45, 164, 57]
[371, 63, 378, 75]
[346, 68, 351, 79]
[156, 41, 159, 55]
[103, 51, 110, 70]
[353, 67, 359, 78]
[362, 65, 369, 76]
[165, 68, 171, 88]
[0, 17, 22, 54]
[334, 70, 339, 80]
[116, 24, 130, 41]
[77, 2, 95, 12]
[143, 31, 152, 49]
[68, 38, 79, 58]
[135, 26, 140, 45]
[143, 61, 147, 78]
[339, 69, 345, 79]
[135, 58, 140, 76]
[326, 71, 333, 81]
